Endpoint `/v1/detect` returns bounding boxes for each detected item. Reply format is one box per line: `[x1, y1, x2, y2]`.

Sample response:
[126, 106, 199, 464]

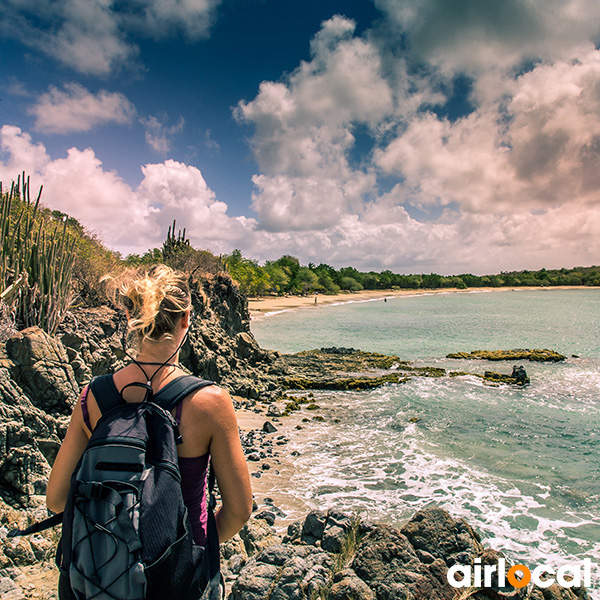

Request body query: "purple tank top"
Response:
[81, 385, 210, 545]
[178, 454, 209, 545]
[175, 401, 209, 546]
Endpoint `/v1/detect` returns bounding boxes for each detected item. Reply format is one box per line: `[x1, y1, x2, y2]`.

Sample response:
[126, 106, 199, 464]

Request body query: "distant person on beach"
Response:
[47, 265, 252, 596]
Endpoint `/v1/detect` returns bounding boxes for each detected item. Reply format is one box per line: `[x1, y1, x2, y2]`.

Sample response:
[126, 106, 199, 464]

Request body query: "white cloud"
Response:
[2, 126, 600, 274]
[29, 83, 136, 134]
[4, 0, 600, 275]
[0, 0, 221, 75]
[236, 16, 393, 232]
[374, 47, 600, 215]
[232, 2, 600, 273]
[0, 126, 50, 178]
[0, 126, 254, 256]
[135, 0, 221, 40]
[140, 115, 185, 155]
[136, 159, 254, 252]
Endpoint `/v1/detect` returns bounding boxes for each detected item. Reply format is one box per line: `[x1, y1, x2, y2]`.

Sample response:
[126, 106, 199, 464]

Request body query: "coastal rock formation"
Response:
[446, 349, 566, 362]
[0, 366, 65, 504]
[0, 276, 589, 598]
[228, 507, 588, 600]
[6, 327, 79, 415]
[0, 501, 591, 600]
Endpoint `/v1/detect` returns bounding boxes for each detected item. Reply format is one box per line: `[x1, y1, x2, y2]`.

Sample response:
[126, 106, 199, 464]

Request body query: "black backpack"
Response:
[11, 374, 221, 600]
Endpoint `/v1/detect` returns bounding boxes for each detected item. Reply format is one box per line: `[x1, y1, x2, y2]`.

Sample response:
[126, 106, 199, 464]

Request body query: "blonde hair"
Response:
[104, 265, 191, 342]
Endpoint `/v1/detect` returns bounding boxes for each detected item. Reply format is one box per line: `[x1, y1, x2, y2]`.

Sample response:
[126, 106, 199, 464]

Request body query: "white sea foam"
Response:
[278, 381, 600, 596]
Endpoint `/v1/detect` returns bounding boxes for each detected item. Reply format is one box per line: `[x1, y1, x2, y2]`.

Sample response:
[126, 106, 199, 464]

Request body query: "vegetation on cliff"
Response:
[0, 173, 227, 338]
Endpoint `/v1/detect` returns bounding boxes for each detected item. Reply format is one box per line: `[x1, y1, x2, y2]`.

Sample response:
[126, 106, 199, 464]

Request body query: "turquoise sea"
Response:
[251, 289, 600, 595]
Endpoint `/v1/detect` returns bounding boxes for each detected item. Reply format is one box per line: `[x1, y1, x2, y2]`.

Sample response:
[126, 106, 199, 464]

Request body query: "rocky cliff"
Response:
[0, 275, 277, 507]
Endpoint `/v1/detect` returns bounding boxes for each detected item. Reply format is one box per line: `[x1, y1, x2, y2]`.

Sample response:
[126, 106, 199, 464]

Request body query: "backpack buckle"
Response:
[90, 483, 104, 499]
[78, 482, 105, 500]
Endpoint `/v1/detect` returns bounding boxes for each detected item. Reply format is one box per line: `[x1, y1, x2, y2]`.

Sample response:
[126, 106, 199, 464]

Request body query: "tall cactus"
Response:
[162, 219, 191, 262]
[0, 173, 76, 333]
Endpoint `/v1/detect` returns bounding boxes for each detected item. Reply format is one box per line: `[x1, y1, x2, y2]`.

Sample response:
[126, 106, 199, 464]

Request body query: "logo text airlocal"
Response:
[447, 557, 595, 589]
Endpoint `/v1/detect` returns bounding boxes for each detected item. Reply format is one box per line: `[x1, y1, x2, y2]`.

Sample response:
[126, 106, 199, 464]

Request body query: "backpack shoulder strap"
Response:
[89, 374, 125, 415]
[153, 375, 215, 412]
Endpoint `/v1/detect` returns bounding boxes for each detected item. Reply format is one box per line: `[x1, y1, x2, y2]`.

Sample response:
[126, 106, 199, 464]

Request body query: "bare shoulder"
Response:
[186, 384, 236, 425]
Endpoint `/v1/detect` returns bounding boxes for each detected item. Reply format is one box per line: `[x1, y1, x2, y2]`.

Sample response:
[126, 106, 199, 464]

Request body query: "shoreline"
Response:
[248, 285, 592, 320]
[234, 402, 311, 526]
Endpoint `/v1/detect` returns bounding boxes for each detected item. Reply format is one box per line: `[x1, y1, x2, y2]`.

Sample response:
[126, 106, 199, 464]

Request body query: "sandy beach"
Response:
[248, 286, 588, 320]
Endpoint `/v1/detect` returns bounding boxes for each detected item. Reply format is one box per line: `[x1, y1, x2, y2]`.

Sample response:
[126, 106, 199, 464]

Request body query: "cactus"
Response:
[0, 173, 76, 334]
[162, 219, 191, 261]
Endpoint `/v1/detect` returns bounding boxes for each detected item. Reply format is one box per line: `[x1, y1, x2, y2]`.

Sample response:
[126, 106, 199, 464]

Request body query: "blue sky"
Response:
[1, 0, 600, 274]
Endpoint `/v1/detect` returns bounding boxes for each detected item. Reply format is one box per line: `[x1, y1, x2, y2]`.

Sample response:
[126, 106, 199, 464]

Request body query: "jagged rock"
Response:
[231, 543, 334, 600]
[254, 510, 277, 526]
[301, 510, 327, 545]
[2, 537, 36, 566]
[29, 534, 55, 561]
[322, 510, 353, 553]
[483, 370, 530, 386]
[352, 523, 453, 600]
[230, 561, 280, 600]
[401, 506, 483, 567]
[221, 534, 247, 561]
[267, 404, 281, 417]
[0, 369, 60, 502]
[0, 577, 25, 600]
[329, 568, 375, 600]
[476, 548, 528, 600]
[6, 327, 78, 415]
[238, 517, 281, 556]
[262, 421, 277, 433]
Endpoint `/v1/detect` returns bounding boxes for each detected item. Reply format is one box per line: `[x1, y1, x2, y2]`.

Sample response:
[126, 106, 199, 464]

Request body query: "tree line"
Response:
[222, 249, 600, 297]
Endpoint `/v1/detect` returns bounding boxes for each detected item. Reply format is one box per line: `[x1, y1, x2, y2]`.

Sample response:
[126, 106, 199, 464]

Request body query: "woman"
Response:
[47, 264, 253, 545]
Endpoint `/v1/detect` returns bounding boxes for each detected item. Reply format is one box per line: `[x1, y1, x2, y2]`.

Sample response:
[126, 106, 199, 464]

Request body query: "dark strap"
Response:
[153, 375, 214, 412]
[90, 374, 213, 416]
[89, 374, 125, 416]
[7, 512, 64, 537]
[81, 385, 92, 433]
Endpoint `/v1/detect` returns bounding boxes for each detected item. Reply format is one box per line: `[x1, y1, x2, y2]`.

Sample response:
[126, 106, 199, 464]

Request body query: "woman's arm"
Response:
[46, 395, 89, 513]
[195, 387, 253, 542]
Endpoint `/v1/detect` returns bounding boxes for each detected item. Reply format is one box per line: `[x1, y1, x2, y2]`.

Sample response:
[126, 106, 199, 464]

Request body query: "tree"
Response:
[339, 276, 363, 291]
[295, 267, 319, 294]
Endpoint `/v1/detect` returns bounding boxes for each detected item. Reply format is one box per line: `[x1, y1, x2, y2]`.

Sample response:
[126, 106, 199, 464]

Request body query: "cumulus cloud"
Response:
[374, 47, 600, 215]
[2, 125, 599, 274]
[140, 115, 185, 155]
[236, 16, 392, 232]
[3, 1, 600, 274]
[0, 126, 253, 256]
[0, 0, 221, 75]
[29, 84, 136, 134]
[232, 3, 600, 272]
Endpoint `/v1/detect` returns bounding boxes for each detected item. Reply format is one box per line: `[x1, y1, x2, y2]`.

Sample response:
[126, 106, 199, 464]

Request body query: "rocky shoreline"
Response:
[0, 275, 589, 599]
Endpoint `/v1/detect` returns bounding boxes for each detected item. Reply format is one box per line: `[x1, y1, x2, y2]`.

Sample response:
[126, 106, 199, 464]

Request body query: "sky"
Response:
[1, 0, 600, 275]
